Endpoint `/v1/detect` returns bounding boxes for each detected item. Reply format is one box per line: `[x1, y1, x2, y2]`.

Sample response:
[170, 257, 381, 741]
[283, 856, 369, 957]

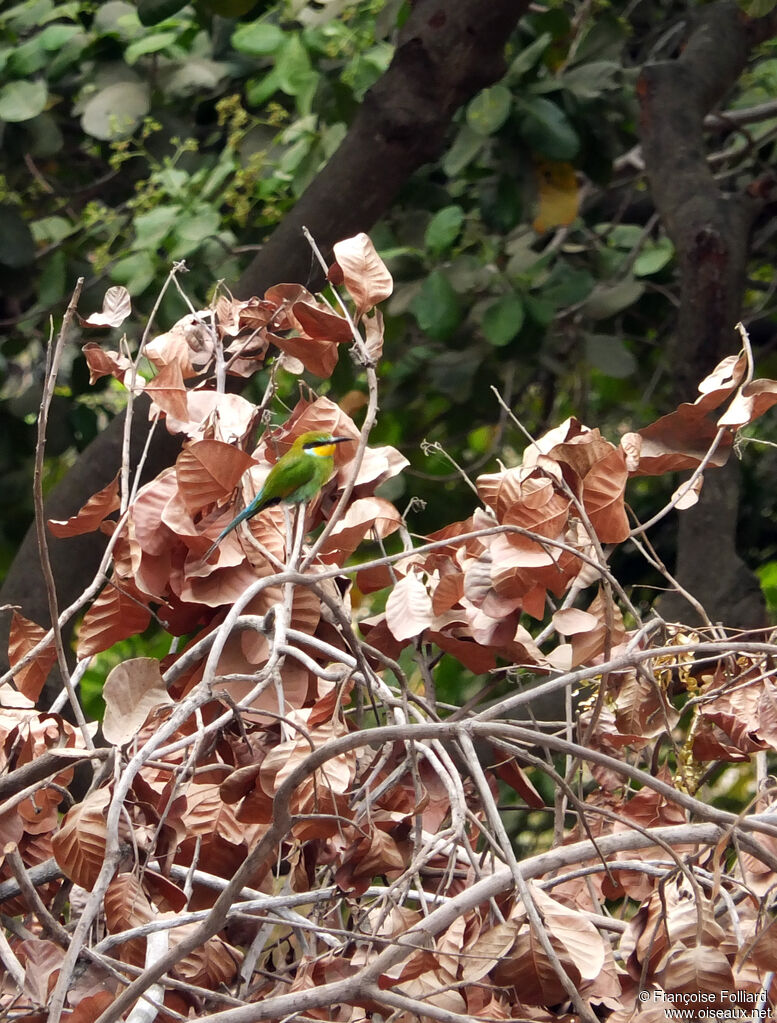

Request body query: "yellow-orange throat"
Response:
[308, 442, 338, 457]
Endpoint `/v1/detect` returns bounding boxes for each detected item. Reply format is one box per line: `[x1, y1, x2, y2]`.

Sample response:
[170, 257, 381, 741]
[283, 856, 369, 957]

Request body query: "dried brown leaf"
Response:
[332, 233, 393, 316]
[81, 342, 132, 385]
[271, 331, 339, 378]
[671, 473, 704, 510]
[292, 300, 353, 342]
[385, 571, 433, 642]
[625, 404, 732, 476]
[718, 378, 777, 428]
[175, 440, 256, 515]
[47, 474, 120, 538]
[80, 286, 131, 328]
[143, 360, 189, 421]
[15, 938, 63, 1005]
[145, 312, 214, 377]
[8, 611, 56, 702]
[461, 920, 518, 983]
[51, 788, 110, 890]
[76, 582, 151, 659]
[658, 944, 734, 1001]
[103, 872, 155, 968]
[363, 307, 385, 361]
[102, 657, 172, 746]
[318, 496, 402, 563]
[168, 924, 240, 986]
[162, 391, 259, 443]
[580, 444, 630, 542]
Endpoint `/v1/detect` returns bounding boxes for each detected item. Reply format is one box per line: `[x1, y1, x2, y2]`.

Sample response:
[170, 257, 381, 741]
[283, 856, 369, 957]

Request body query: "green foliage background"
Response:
[2, 0, 777, 608]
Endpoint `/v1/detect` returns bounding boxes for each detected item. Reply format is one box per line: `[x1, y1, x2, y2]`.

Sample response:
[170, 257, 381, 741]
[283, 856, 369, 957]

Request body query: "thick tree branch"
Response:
[236, 0, 528, 297]
[638, 0, 776, 627]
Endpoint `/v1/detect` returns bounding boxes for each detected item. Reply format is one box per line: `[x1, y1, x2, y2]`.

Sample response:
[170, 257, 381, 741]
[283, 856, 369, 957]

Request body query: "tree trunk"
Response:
[639, 0, 774, 627]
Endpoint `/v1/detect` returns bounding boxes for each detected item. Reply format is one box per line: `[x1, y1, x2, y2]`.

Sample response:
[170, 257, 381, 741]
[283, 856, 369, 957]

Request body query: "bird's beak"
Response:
[331, 437, 353, 445]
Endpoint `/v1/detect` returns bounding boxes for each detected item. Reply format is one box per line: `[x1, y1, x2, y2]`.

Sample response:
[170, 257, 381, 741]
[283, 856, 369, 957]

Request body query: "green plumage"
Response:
[203, 430, 351, 559]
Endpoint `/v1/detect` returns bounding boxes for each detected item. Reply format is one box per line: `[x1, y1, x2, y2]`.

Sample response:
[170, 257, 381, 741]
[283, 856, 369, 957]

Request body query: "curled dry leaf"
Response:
[270, 331, 340, 378]
[102, 657, 173, 746]
[51, 787, 111, 891]
[103, 872, 156, 968]
[162, 391, 259, 443]
[671, 473, 704, 510]
[552, 607, 598, 637]
[175, 440, 256, 516]
[76, 580, 152, 659]
[385, 571, 434, 641]
[145, 312, 216, 378]
[658, 943, 735, 1001]
[363, 307, 385, 362]
[143, 360, 189, 421]
[79, 285, 131, 328]
[292, 299, 354, 342]
[8, 611, 56, 702]
[15, 937, 64, 1006]
[625, 402, 732, 475]
[317, 496, 402, 564]
[332, 233, 393, 317]
[718, 378, 777, 428]
[81, 342, 133, 386]
[47, 474, 120, 538]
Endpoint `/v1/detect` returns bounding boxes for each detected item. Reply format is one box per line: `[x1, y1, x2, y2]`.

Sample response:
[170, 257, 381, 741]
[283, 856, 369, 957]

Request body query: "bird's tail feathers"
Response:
[203, 504, 256, 561]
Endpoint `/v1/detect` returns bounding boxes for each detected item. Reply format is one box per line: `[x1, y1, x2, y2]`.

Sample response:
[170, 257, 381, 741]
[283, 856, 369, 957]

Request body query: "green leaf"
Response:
[125, 30, 179, 64]
[46, 30, 89, 78]
[410, 271, 462, 341]
[246, 68, 281, 106]
[201, 0, 260, 12]
[133, 205, 181, 249]
[541, 263, 594, 308]
[94, 1, 143, 38]
[583, 277, 644, 319]
[31, 216, 74, 244]
[0, 205, 36, 267]
[757, 560, 777, 616]
[524, 294, 555, 326]
[168, 207, 221, 258]
[231, 21, 284, 56]
[80, 81, 150, 139]
[137, 0, 188, 25]
[633, 238, 675, 277]
[518, 95, 579, 160]
[604, 224, 644, 249]
[425, 206, 464, 254]
[482, 293, 525, 347]
[740, 0, 777, 12]
[276, 33, 316, 105]
[165, 57, 229, 97]
[110, 252, 156, 293]
[38, 249, 67, 308]
[8, 38, 48, 77]
[4, 1, 54, 31]
[479, 176, 522, 233]
[585, 334, 637, 378]
[560, 60, 621, 100]
[509, 32, 551, 80]
[38, 22, 82, 49]
[442, 125, 484, 176]
[0, 80, 47, 123]
[466, 84, 512, 135]
[22, 112, 63, 157]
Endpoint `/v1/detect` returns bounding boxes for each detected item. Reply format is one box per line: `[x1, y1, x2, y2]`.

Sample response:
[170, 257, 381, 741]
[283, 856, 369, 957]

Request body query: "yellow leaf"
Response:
[533, 161, 579, 233]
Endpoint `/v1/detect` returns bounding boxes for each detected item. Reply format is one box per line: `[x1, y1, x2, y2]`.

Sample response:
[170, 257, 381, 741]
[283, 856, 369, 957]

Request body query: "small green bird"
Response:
[203, 430, 352, 559]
